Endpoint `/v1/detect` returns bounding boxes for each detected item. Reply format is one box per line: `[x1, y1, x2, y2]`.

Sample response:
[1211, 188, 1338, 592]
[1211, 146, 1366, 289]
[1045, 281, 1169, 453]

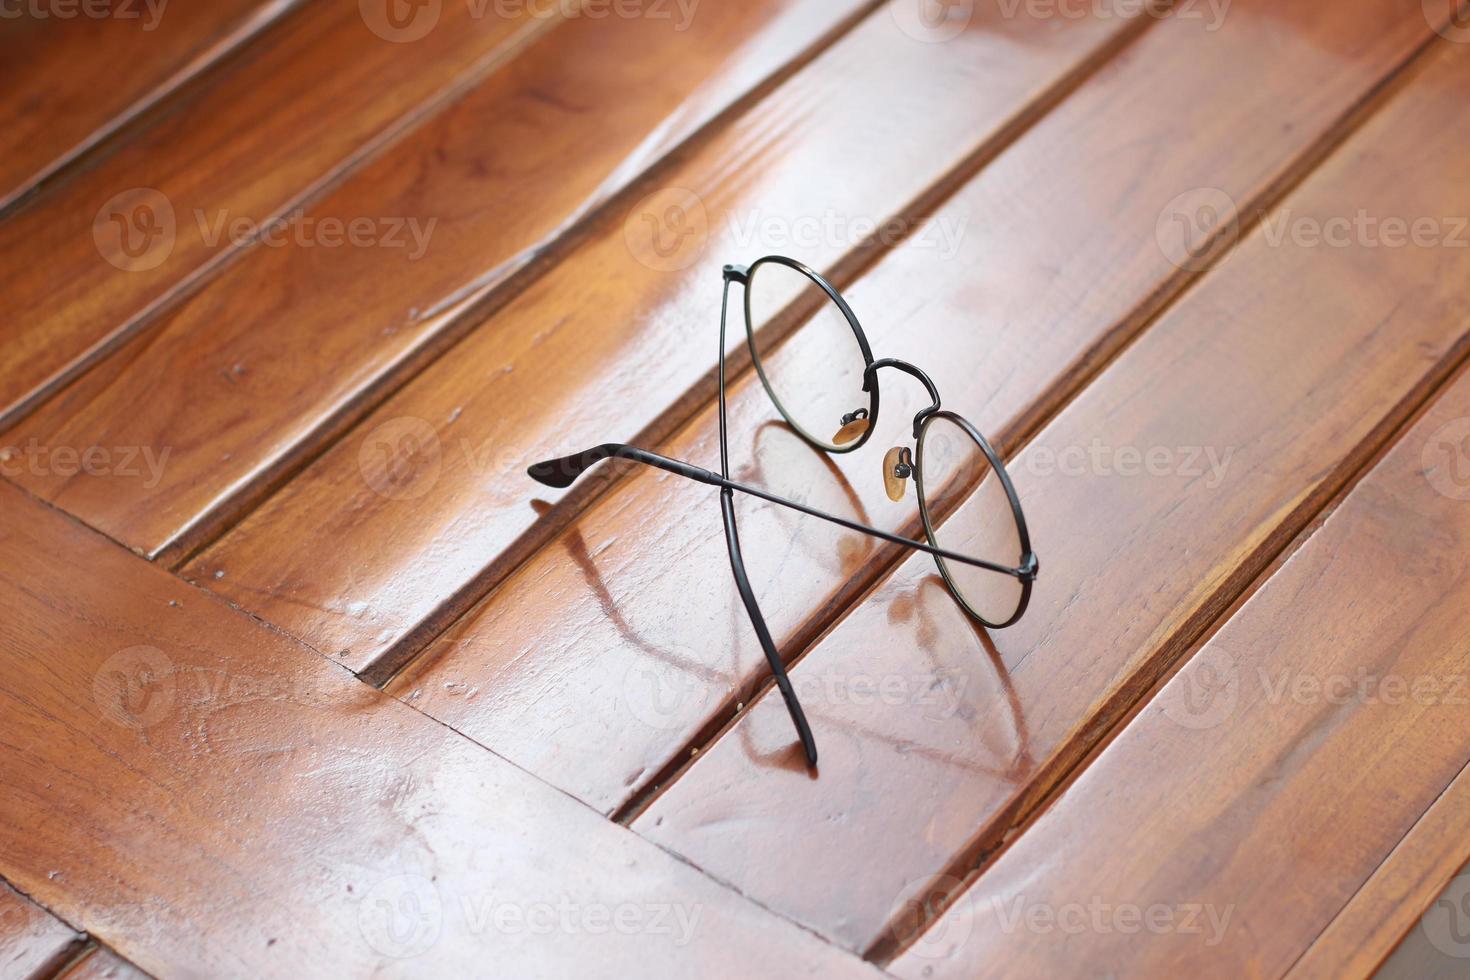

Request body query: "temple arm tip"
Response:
[527, 458, 577, 489]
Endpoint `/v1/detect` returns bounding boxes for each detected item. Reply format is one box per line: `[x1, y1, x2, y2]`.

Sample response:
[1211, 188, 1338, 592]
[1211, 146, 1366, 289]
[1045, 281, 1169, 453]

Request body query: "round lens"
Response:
[744, 258, 873, 452]
[915, 414, 1028, 627]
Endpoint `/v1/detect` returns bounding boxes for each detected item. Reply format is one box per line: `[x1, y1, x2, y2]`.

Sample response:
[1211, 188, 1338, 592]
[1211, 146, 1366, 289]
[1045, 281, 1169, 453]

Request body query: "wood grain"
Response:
[0, 0, 546, 429]
[385, 0, 1440, 816]
[184, 0, 1144, 676]
[6, 0, 875, 561]
[1288, 760, 1470, 978]
[887, 363, 1470, 978]
[633, 34, 1470, 953]
[0, 0, 298, 213]
[0, 481, 878, 980]
[0, 880, 80, 980]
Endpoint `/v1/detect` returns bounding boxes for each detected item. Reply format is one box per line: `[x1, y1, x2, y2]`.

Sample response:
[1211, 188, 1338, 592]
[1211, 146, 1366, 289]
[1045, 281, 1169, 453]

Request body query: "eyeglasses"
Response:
[529, 255, 1037, 766]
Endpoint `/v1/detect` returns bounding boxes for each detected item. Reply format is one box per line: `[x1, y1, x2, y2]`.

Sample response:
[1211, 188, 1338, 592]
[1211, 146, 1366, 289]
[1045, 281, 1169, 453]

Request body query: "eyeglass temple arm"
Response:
[528, 443, 1038, 582]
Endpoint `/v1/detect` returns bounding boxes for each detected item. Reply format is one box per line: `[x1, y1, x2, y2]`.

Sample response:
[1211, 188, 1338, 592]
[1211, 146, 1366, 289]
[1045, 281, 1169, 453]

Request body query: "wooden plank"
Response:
[56, 946, 150, 980]
[1289, 762, 1470, 978]
[0, 0, 299, 214]
[0, 880, 80, 980]
[886, 364, 1470, 978]
[5, 0, 877, 561]
[0, 0, 549, 429]
[184, 0, 1146, 675]
[385, 0, 1441, 817]
[632, 33, 1470, 953]
[0, 481, 878, 980]
[1373, 860, 1470, 980]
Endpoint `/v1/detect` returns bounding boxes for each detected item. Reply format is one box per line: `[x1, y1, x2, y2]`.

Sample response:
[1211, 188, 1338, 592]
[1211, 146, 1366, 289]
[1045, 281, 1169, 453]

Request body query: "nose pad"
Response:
[882, 446, 912, 501]
[833, 408, 870, 445]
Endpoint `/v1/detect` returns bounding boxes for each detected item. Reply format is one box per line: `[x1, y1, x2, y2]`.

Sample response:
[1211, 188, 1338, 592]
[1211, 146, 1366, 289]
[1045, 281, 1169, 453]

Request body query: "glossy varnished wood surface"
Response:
[0, 0, 544, 428]
[633, 31, 1470, 952]
[0, 879, 80, 979]
[185, 1, 1141, 676]
[3, 1, 1466, 971]
[6, 0, 873, 561]
[0, 0, 295, 213]
[887, 361, 1470, 978]
[386, 0, 1439, 817]
[1289, 761, 1470, 978]
[0, 481, 877, 979]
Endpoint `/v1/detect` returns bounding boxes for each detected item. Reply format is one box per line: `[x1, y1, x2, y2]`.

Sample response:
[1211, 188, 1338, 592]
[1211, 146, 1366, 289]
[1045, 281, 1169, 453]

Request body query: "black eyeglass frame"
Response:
[528, 256, 1037, 766]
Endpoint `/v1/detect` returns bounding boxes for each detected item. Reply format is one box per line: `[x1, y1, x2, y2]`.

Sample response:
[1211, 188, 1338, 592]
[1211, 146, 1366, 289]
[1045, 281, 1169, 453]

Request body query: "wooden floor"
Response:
[3, 1, 1470, 976]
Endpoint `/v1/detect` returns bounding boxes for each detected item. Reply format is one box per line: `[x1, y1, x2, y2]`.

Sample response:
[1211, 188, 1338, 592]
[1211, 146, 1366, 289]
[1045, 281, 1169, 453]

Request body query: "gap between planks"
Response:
[858, 34, 1470, 967]
[1286, 755, 1470, 977]
[363, 1, 1175, 692]
[0, 6, 565, 435]
[605, 9, 1454, 846]
[150, 0, 892, 575]
[0, 0, 309, 220]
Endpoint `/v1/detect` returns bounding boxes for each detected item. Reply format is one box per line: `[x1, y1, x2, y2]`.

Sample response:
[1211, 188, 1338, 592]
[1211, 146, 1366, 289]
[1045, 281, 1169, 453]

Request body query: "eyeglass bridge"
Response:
[864, 358, 943, 439]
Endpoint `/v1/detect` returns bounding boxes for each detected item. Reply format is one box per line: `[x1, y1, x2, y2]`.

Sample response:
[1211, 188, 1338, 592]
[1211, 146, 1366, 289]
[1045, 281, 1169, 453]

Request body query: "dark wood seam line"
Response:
[0, 493, 878, 979]
[861, 36, 1470, 964]
[0, 5, 567, 435]
[366, 1, 1174, 692]
[1282, 757, 1470, 978]
[867, 329, 1470, 968]
[0, 0, 312, 220]
[0, 873, 88, 980]
[151, 0, 893, 573]
[609, 6, 1440, 835]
